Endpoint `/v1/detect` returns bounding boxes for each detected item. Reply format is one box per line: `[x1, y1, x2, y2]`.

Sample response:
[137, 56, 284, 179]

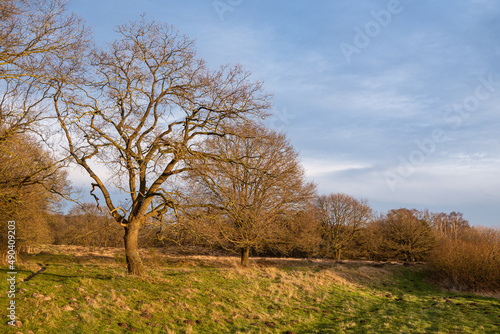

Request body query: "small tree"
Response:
[185, 125, 316, 266]
[52, 19, 270, 275]
[315, 193, 372, 260]
[368, 208, 435, 262]
[274, 204, 322, 258]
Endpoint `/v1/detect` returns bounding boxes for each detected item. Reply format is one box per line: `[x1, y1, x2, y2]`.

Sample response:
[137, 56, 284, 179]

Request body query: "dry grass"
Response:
[37, 244, 126, 258]
[36, 244, 405, 269]
[5, 245, 500, 333]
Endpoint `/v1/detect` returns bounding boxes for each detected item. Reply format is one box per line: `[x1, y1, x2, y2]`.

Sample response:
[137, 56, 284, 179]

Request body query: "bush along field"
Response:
[1, 247, 499, 334]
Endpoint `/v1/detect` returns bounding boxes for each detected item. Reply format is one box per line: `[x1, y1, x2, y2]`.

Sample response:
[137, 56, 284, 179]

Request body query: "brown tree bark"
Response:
[123, 223, 144, 276]
[336, 248, 342, 260]
[240, 246, 250, 267]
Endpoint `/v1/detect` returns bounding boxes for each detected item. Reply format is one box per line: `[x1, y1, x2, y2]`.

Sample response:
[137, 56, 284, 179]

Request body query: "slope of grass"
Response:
[1, 249, 499, 333]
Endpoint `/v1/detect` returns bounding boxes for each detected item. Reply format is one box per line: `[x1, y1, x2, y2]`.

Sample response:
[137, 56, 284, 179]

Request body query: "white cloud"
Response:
[302, 158, 370, 178]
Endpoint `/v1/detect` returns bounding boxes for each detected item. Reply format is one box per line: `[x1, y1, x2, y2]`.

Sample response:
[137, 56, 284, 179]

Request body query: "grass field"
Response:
[1, 246, 499, 333]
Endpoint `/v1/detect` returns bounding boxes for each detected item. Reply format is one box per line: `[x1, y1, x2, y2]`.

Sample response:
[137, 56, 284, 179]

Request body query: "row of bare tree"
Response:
[157, 196, 471, 265]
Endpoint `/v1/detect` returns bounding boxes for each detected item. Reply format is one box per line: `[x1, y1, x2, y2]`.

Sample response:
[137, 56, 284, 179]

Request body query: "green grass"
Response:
[1, 251, 499, 333]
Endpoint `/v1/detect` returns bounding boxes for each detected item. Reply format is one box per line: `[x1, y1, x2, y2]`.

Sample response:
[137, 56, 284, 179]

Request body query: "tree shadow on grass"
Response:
[0, 268, 115, 282]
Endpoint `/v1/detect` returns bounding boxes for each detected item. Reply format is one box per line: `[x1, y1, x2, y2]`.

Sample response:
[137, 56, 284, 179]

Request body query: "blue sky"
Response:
[68, 0, 500, 227]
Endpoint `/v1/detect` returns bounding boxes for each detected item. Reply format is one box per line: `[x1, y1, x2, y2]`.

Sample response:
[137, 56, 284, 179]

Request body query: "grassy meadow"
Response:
[1, 246, 499, 333]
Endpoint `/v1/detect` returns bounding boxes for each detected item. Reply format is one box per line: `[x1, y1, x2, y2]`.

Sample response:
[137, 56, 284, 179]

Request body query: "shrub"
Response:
[427, 226, 500, 292]
[363, 209, 435, 262]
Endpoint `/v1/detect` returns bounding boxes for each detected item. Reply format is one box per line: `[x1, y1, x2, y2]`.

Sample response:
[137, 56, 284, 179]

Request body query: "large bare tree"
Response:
[185, 125, 316, 267]
[315, 193, 372, 260]
[52, 19, 271, 275]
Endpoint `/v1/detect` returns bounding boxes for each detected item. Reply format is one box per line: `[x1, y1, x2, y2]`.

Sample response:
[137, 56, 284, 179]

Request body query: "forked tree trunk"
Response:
[123, 223, 144, 276]
[240, 246, 250, 267]
[335, 248, 342, 260]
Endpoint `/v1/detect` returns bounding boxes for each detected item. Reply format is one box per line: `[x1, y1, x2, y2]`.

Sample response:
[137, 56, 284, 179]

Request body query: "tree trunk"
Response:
[124, 223, 144, 276]
[240, 246, 250, 267]
[0, 234, 7, 266]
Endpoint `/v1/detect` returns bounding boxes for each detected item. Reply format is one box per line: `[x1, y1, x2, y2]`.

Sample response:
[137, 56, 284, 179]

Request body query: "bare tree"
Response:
[0, 133, 69, 263]
[52, 19, 271, 275]
[367, 208, 435, 262]
[0, 0, 88, 140]
[58, 204, 123, 247]
[185, 125, 316, 267]
[273, 203, 322, 257]
[430, 211, 470, 240]
[315, 193, 372, 260]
